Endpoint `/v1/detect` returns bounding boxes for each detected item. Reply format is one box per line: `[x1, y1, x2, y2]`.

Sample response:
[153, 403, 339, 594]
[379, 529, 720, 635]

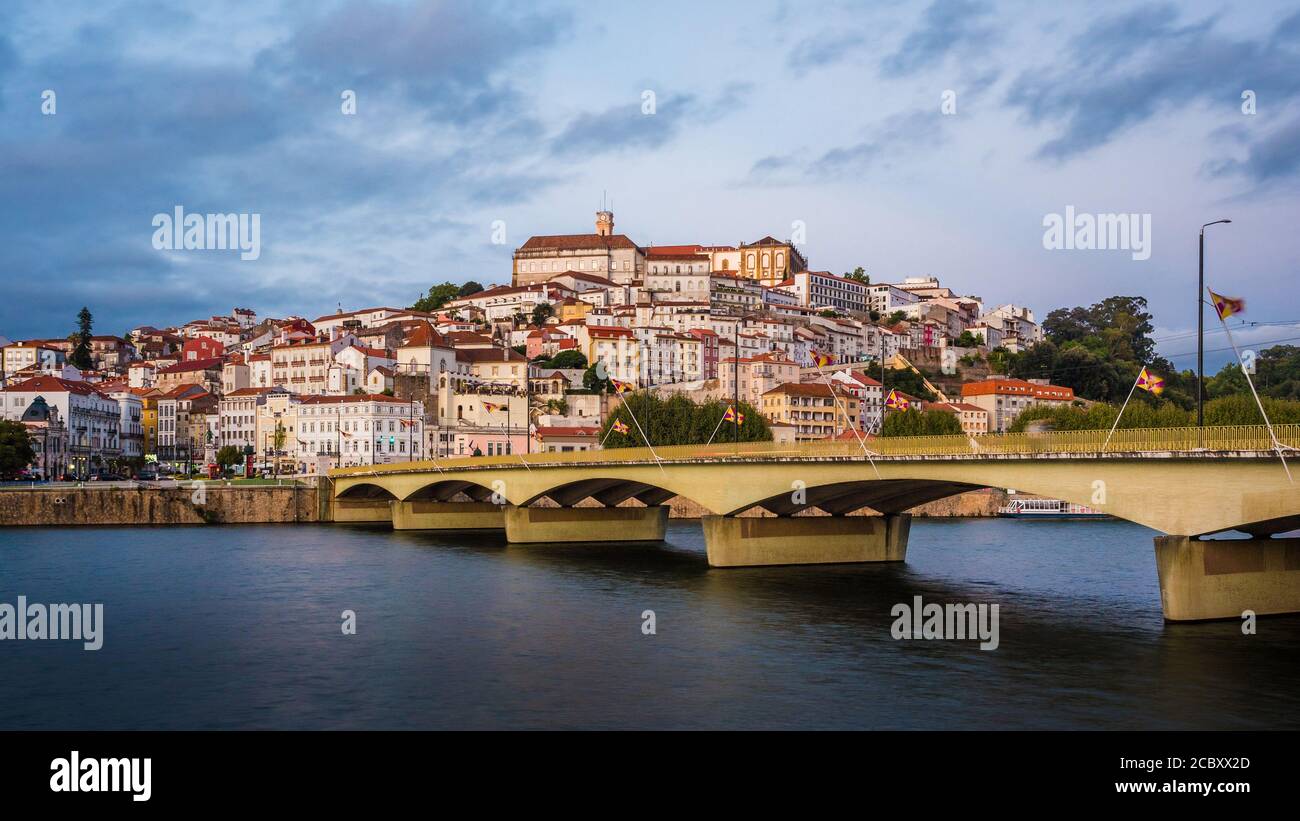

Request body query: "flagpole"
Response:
[1102, 373, 1141, 453]
[616, 386, 665, 472]
[1213, 299, 1292, 482]
[813, 355, 880, 479]
[599, 413, 625, 448]
[704, 408, 727, 446]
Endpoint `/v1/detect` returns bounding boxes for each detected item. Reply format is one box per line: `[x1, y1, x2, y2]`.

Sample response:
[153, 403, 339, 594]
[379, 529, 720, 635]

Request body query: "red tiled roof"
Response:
[156, 357, 223, 374]
[960, 378, 1074, 401]
[519, 234, 639, 252]
[2, 375, 104, 396]
[162, 384, 211, 400]
[645, 244, 704, 257]
[300, 393, 411, 405]
[458, 347, 527, 363]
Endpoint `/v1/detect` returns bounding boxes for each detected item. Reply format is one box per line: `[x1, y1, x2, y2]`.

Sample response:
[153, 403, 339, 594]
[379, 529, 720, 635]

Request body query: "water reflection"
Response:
[0, 519, 1296, 729]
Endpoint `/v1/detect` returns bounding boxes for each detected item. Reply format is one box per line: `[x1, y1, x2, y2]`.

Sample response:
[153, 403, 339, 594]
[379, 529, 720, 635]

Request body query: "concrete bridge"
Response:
[329, 424, 1300, 622]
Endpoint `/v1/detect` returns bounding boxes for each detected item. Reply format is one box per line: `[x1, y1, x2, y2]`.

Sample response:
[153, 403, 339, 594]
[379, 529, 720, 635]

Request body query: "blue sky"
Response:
[2, 0, 1299, 371]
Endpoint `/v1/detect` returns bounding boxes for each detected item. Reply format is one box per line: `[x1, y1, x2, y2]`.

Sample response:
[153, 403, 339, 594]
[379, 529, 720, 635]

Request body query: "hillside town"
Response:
[0, 210, 1075, 479]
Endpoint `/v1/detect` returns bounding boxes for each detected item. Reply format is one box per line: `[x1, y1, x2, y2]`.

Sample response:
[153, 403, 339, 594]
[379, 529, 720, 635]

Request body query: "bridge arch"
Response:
[335, 482, 398, 500]
[519, 477, 698, 510]
[736, 478, 989, 517]
[402, 479, 500, 503]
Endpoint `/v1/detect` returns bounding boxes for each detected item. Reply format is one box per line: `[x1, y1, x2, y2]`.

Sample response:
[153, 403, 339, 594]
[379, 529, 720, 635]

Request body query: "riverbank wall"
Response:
[0, 484, 1006, 527]
[0, 484, 323, 527]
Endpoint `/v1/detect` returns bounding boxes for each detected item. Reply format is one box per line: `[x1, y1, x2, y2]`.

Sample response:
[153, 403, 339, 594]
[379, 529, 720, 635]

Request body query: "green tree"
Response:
[542, 350, 588, 370]
[530, 302, 555, 327]
[880, 408, 963, 437]
[887, 310, 907, 325]
[273, 422, 287, 453]
[600, 394, 771, 447]
[843, 266, 870, 285]
[884, 369, 937, 401]
[1207, 345, 1300, 401]
[955, 331, 980, 348]
[215, 445, 242, 471]
[411, 282, 462, 312]
[457, 281, 484, 297]
[69, 306, 94, 369]
[0, 420, 36, 478]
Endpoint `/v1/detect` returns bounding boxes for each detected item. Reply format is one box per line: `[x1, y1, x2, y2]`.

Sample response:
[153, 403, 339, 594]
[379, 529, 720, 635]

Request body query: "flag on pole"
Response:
[885, 389, 909, 410]
[611, 378, 634, 394]
[611, 419, 629, 435]
[1135, 366, 1165, 395]
[814, 350, 834, 367]
[723, 405, 744, 425]
[482, 401, 503, 412]
[1208, 289, 1246, 320]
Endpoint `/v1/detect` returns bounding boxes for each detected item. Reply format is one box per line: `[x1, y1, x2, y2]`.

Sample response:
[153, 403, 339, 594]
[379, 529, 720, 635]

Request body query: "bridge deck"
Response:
[332, 423, 1300, 477]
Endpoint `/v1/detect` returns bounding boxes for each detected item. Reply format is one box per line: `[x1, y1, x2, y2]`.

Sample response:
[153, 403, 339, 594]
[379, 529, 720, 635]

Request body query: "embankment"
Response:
[0, 485, 323, 527]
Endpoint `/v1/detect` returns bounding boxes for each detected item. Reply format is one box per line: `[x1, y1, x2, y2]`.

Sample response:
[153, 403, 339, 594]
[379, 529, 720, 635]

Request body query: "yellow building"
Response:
[132, 387, 162, 457]
[760, 382, 859, 440]
[737, 236, 807, 286]
[557, 297, 593, 323]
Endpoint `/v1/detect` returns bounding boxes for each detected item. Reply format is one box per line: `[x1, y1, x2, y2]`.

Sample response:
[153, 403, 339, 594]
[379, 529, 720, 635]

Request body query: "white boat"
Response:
[996, 498, 1108, 519]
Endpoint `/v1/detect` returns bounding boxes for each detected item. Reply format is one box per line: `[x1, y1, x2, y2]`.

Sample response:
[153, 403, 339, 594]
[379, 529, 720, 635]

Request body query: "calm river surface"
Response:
[2, 519, 1298, 730]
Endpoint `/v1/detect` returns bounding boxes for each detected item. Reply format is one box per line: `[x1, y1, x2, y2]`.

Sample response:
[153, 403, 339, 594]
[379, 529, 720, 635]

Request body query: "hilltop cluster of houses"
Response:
[1, 210, 1074, 478]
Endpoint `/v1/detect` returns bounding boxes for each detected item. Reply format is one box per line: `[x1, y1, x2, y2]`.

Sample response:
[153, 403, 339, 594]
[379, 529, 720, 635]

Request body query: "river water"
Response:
[1, 518, 1297, 730]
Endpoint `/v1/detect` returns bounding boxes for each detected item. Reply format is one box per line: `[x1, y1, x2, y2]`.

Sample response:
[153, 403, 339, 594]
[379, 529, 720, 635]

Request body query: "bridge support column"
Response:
[390, 500, 504, 531]
[503, 505, 668, 543]
[1155, 535, 1300, 621]
[331, 498, 393, 523]
[703, 513, 910, 568]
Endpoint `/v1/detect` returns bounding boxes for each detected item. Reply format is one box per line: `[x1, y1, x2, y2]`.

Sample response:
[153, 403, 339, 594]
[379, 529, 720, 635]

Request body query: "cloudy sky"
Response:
[2, 0, 1299, 370]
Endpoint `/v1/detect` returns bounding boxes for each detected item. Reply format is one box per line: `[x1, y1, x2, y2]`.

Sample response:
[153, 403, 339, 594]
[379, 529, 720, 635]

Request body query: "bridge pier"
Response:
[702, 513, 910, 568]
[1155, 535, 1300, 621]
[390, 500, 504, 531]
[503, 504, 668, 543]
[331, 498, 393, 523]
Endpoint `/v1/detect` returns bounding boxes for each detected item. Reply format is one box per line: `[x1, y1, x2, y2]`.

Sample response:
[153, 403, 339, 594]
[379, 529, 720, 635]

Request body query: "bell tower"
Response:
[595, 209, 614, 237]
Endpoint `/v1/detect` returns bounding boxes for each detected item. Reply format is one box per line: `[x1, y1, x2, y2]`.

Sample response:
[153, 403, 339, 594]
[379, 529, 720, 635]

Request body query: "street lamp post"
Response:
[1198, 219, 1232, 428]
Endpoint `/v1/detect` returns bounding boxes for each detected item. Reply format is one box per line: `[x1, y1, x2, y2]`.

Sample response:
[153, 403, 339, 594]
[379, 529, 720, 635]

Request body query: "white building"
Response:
[866, 284, 921, 316]
[2, 375, 121, 477]
[296, 394, 425, 470]
[780, 270, 868, 314]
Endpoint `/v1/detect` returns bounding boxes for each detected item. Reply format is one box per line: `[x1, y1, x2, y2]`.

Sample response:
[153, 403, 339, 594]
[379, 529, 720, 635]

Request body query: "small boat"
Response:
[997, 497, 1109, 519]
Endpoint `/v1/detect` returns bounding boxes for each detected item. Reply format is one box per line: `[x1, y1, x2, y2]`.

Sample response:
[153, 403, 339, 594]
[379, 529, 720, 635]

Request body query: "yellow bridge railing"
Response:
[332, 424, 1300, 476]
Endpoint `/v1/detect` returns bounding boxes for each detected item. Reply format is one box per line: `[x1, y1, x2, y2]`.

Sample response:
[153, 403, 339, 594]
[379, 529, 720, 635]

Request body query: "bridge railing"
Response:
[333, 423, 1300, 475]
